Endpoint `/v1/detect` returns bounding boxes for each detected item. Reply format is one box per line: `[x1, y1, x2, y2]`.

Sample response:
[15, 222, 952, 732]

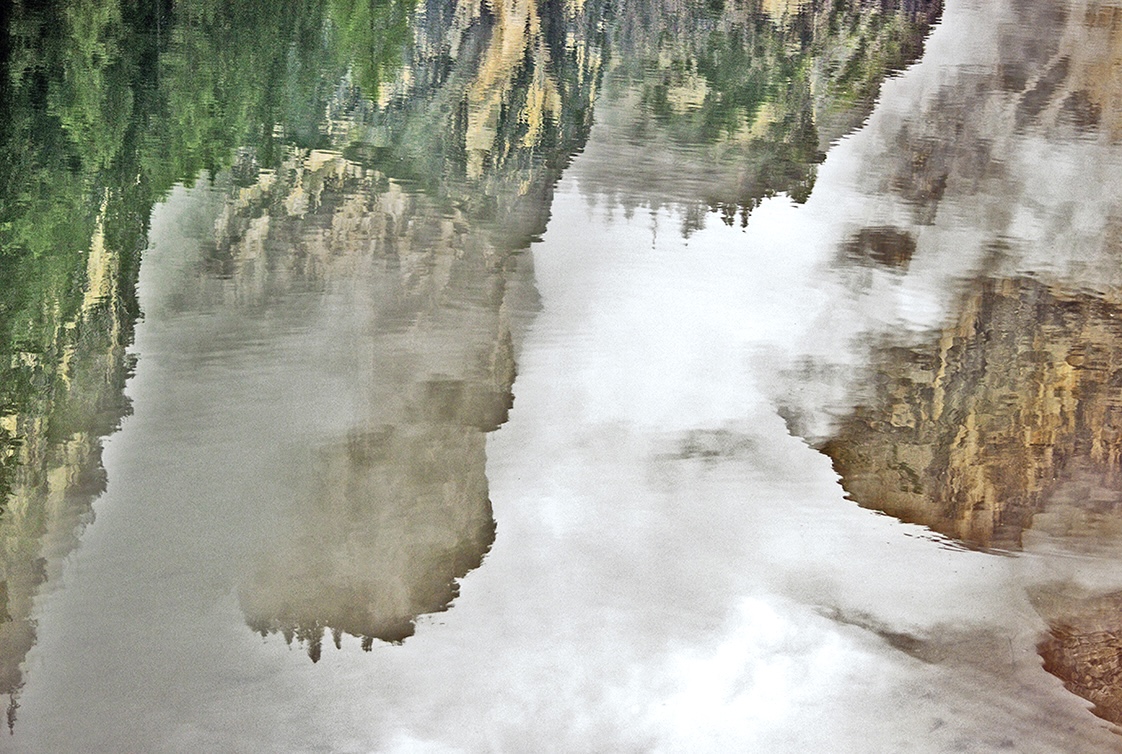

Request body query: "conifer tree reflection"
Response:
[583, 0, 942, 226]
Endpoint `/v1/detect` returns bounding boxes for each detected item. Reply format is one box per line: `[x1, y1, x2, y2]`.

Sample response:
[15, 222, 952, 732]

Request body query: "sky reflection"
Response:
[6, 0, 1122, 749]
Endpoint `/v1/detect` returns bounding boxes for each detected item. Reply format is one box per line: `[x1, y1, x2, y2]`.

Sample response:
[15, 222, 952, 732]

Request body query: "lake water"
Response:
[3, 0, 1122, 750]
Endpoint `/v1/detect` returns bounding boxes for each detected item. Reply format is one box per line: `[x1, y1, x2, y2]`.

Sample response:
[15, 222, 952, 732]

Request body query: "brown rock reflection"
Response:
[843, 226, 917, 269]
[1035, 589, 1122, 726]
[816, 272, 1122, 724]
[820, 276, 1122, 550]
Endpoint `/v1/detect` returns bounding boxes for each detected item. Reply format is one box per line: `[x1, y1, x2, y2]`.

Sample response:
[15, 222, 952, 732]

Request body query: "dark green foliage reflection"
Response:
[0, 0, 942, 723]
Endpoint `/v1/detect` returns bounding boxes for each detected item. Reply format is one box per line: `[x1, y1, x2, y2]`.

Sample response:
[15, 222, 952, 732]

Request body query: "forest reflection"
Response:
[10, 0, 1122, 744]
[585, 0, 941, 227]
[0, 0, 946, 721]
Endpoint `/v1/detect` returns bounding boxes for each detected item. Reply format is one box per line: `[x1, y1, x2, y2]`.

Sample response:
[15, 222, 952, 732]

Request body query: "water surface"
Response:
[2, 0, 1122, 750]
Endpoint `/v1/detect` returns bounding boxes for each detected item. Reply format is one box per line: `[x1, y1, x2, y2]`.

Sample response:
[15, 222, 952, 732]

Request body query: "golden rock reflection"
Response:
[815, 274, 1122, 724]
[790, 1, 1122, 724]
[820, 275, 1122, 550]
[806, 0, 1122, 555]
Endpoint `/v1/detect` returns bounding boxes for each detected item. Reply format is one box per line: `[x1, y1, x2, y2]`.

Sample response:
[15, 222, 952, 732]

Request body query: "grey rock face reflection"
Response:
[229, 0, 604, 653]
[225, 152, 518, 652]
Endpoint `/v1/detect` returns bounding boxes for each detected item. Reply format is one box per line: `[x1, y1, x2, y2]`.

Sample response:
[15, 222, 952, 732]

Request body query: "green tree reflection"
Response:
[0, 0, 942, 723]
[603, 0, 941, 224]
[0, 0, 418, 725]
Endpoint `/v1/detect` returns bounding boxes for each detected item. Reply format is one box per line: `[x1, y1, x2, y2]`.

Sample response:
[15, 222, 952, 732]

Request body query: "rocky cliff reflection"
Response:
[245, 419, 502, 652]
[821, 276, 1122, 550]
[817, 272, 1122, 722]
[0, 0, 602, 704]
[234, 0, 604, 654]
[225, 150, 520, 652]
[0, 213, 137, 728]
[790, 0, 1122, 726]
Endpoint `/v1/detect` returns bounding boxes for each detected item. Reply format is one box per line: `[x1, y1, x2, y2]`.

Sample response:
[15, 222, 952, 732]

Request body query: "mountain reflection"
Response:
[0, 0, 948, 703]
[225, 145, 525, 653]
[0, 200, 137, 730]
[821, 276, 1122, 550]
[234, 0, 605, 654]
[0, 0, 426, 717]
[13, 0, 1122, 744]
[0, 1, 161, 725]
[794, 0, 1122, 725]
[231, 0, 939, 656]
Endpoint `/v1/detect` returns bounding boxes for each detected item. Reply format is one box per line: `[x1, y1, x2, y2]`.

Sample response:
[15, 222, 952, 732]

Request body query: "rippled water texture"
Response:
[3, 0, 1122, 750]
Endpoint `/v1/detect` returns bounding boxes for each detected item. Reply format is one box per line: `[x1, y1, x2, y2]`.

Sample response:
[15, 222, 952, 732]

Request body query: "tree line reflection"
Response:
[0, 0, 943, 725]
